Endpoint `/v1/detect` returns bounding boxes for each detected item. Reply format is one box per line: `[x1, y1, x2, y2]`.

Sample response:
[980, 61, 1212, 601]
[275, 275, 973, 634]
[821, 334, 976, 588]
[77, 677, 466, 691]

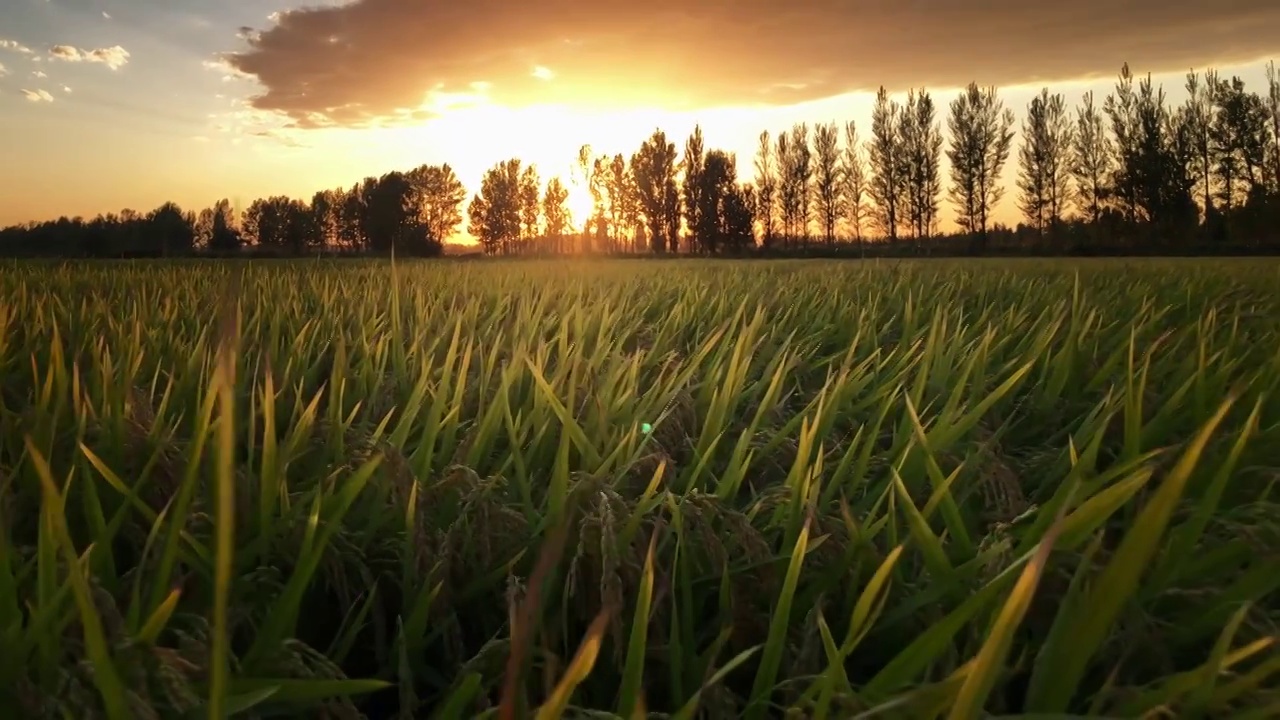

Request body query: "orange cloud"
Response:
[222, 0, 1280, 129]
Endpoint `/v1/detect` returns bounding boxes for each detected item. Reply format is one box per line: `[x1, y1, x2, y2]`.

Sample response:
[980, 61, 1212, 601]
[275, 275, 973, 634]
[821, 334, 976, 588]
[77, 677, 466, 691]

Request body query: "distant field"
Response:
[2, 258, 1278, 718]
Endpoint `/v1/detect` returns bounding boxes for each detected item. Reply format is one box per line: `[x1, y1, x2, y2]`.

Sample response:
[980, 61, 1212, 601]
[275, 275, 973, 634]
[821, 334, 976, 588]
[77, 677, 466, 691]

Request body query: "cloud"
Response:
[103, 12, 111, 19]
[62, 85, 71, 92]
[202, 56, 250, 82]
[21, 88, 54, 102]
[0, 39, 33, 54]
[0, 62, 6, 76]
[531, 65, 554, 81]
[49, 44, 130, 69]
[33, 70, 46, 78]
[222, 0, 1280, 129]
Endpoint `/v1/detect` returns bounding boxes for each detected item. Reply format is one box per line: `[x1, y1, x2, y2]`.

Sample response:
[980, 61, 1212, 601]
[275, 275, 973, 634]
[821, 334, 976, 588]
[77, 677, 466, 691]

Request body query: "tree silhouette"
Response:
[839, 121, 870, 249]
[603, 155, 633, 251]
[868, 88, 905, 242]
[574, 145, 604, 252]
[691, 149, 754, 254]
[542, 176, 571, 253]
[1105, 65, 1142, 226]
[1113, 71, 1197, 238]
[469, 159, 524, 255]
[773, 123, 812, 244]
[753, 131, 778, 247]
[812, 122, 841, 244]
[1180, 71, 1217, 228]
[408, 164, 467, 247]
[6, 59, 1280, 259]
[1017, 89, 1073, 241]
[681, 125, 706, 254]
[1070, 91, 1113, 228]
[519, 164, 541, 242]
[901, 89, 943, 240]
[1267, 62, 1280, 191]
[632, 129, 681, 255]
[337, 185, 365, 249]
[787, 124, 813, 241]
[947, 83, 1015, 250]
[147, 202, 196, 257]
[310, 190, 339, 248]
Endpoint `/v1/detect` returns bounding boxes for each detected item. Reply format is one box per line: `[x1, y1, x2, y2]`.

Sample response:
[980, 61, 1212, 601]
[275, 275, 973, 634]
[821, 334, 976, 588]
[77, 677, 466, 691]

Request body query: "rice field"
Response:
[1, 257, 1278, 719]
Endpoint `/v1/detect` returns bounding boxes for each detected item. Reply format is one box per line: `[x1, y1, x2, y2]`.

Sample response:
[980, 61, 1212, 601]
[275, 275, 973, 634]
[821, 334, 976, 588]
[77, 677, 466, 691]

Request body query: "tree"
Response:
[207, 198, 240, 252]
[1211, 75, 1271, 213]
[1105, 65, 1142, 224]
[146, 202, 196, 256]
[1106, 70, 1197, 238]
[1267, 61, 1280, 191]
[1070, 91, 1113, 225]
[575, 144, 604, 252]
[243, 196, 285, 248]
[519, 164, 541, 240]
[616, 158, 643, 253]
[310, 190, 338, 247]
[753, 130, 778, 247]
[603, 154, 634, 251]
[839, 121, 870, 248]
[868, 88, 906, 241]
[682, 125, 706, 252]
[359, 172, 423, 253]
[900, 89, 943, 240]
[692, 149, 754, 254]
[337, 185, 365, 249]
[1180, 71, 1218, 222]
[632, 129, 681, 254]
[468, 159, 523, 255]
[947, 83, 1015, 249]
[722, 184, 756, 253]
[407, 163, 466, 246]
[542, 176, 571, 253]
[812, 122, 840, 243]
[774, 131, 795, 242]
[1017, 89, 1074, 240]
[780, 123, 813, 241]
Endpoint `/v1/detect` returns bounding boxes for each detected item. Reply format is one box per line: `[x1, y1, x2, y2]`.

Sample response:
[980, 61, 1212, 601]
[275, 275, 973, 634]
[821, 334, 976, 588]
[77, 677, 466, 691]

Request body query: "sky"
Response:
[2, 0, 1278, 238]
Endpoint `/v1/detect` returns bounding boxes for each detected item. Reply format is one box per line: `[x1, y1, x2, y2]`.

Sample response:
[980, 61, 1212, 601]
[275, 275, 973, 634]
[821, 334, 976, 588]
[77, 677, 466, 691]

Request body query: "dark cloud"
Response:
[223, 0, 1280, 129]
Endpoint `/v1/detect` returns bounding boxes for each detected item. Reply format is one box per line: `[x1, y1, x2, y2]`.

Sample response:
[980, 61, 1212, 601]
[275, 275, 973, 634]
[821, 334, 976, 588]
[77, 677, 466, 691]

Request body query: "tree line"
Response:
[4, 62, 1279, 258]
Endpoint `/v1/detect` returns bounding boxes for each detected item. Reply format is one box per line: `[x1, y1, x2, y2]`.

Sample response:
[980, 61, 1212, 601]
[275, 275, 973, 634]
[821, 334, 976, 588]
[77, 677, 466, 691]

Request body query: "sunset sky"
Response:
[2, 0, 1278, 238]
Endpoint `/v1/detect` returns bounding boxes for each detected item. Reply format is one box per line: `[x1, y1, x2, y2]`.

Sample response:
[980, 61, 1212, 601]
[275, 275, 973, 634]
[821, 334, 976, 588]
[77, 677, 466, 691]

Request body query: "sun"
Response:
[562, 181, 595, 232]
[372, 97, 695, 241]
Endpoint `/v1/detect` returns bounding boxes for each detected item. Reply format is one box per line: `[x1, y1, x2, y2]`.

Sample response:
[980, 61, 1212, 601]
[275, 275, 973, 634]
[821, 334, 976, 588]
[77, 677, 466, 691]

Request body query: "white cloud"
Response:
[49, 44, 130, 69]
[0, 39, 33, 54]
[0, 62, 6, 76]
[21, 88, 54, 102]
[32, 70, 46, 78]
[103, 11, 111, 19]
[62, 85, 71, 92]
[531, 65, 554, 80]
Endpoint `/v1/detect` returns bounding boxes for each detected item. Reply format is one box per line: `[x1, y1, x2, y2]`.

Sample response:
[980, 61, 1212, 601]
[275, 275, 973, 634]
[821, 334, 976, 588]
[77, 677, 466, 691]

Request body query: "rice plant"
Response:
[0, 257, 1277, 718]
